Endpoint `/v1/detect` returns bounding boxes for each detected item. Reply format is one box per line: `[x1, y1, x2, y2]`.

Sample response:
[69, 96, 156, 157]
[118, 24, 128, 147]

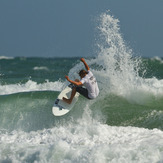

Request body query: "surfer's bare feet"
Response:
[62, 97, 72, 104]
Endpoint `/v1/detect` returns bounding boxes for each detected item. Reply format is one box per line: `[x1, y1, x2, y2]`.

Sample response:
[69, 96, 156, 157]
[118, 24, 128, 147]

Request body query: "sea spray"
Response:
[67, 12, 144, 104]
[90, 12, 163, 105]
[95, 13, 141, 98]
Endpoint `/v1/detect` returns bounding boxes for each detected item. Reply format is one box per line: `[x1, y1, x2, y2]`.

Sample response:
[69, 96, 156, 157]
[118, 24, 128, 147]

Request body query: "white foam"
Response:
[0, 56, 14, 60]
[0, 80, 64, 95]
[152, 56, 163, 64]
[33, 66, 49, 71]
[0, 107, 163, 162]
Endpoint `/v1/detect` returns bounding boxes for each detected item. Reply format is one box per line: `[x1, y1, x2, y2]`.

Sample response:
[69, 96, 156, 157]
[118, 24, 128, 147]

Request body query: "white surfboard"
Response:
[52, 84, 80, 116]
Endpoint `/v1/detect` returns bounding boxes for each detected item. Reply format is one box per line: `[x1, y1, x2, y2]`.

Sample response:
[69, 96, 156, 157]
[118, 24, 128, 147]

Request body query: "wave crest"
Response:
[0, 80, 64, 95]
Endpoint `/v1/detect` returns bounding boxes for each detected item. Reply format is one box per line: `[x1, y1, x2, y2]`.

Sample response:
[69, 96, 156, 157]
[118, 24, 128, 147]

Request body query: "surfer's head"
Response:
[79, 69, 88, 78]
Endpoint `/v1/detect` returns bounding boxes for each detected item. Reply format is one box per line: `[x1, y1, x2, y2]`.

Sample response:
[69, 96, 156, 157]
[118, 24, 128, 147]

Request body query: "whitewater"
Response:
[0, 12, 163, 162]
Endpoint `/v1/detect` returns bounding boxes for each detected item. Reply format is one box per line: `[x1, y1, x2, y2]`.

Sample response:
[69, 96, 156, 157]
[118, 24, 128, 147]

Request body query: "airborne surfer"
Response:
[63, 58, 99, 104]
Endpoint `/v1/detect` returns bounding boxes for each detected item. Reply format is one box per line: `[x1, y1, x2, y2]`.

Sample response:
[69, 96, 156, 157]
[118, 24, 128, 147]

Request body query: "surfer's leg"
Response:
[62, 87, 77, 104]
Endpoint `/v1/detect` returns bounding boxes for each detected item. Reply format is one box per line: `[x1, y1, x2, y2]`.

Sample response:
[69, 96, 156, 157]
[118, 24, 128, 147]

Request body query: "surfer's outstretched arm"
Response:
[80, 58, 90, 71]
[65, 76, 82, 86]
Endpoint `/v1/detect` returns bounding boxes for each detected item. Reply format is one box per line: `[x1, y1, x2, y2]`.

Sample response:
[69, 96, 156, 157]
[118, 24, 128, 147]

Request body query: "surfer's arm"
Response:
[80, 58, 90, 71]
[65, 76, 82, 86]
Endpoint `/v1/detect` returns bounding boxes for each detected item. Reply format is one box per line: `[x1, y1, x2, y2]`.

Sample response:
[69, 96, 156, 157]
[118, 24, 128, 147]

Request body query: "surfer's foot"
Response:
[62, 97, 72, 104]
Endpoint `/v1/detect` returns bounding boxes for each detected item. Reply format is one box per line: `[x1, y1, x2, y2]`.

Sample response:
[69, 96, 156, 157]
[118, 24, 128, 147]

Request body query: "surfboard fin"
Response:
[55, 99, 59, 105]
[59, 106, 63, 110]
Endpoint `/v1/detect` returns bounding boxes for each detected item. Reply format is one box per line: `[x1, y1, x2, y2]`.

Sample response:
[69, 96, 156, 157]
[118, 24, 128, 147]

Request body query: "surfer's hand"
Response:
[65, 76, 69, 81]
[80, 58, 85, 62]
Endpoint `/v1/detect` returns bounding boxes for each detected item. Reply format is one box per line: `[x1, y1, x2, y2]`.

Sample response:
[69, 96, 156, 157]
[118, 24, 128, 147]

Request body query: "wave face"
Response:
[0, 12, 163, 162]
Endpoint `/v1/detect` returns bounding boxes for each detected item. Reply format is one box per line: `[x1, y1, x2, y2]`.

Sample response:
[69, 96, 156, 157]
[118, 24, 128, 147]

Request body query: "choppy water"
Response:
[0, 12, 163, 163]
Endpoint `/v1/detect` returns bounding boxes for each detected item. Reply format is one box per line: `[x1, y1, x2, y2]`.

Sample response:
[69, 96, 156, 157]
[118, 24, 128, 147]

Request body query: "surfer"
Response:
[63, 58, 99, 104]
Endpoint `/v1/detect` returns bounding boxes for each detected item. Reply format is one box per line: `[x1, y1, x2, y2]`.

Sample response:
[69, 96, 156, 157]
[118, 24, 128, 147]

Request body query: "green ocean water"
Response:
[0, 57, 77, 84]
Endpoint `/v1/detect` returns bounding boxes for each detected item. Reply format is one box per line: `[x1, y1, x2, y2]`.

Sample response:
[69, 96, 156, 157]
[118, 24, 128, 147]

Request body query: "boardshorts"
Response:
[76, 86, 91, 99]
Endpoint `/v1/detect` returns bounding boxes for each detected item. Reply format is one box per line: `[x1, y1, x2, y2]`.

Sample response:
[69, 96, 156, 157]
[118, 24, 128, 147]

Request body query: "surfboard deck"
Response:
[52, 84, 80, 116]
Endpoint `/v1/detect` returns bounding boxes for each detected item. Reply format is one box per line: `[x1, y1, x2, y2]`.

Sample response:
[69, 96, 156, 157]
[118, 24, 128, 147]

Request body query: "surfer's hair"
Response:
[79, 69, 88, 76]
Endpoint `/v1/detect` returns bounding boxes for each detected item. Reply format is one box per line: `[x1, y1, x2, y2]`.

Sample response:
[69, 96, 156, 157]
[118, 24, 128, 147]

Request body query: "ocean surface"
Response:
[0, 12, 163, 163]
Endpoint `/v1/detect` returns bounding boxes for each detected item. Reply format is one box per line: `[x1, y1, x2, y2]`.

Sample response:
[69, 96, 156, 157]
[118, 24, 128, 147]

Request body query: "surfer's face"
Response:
[79, 73, 86, 79]
[79, 70, 87, 79]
